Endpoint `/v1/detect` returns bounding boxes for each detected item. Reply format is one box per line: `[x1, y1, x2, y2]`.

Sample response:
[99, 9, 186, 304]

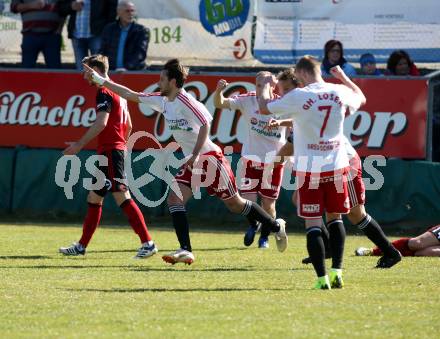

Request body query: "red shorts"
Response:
[239, 159, 284, 200]
[174, 151, 238, 200]
[296, 173, 350, 218]
[347, 155, 366, 208]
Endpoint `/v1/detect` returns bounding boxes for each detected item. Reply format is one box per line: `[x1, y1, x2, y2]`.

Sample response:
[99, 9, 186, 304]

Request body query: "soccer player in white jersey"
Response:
[258, 56, 365, 289]
[213, 71, 293, 249]
[273, 71, 402, 270]
[83, 58, 287, 265]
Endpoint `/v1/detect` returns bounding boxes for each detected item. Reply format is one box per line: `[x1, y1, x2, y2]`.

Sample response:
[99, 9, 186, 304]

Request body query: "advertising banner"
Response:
[133, 0, 254, 63]
[0, 0, 254, 64]
[0, 71, 428, 158]
[254, 0, 440, 64]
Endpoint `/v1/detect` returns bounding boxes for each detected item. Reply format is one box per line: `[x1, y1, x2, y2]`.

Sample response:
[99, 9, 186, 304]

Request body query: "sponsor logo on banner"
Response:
[199, 0, 250, 37]
[233, 38, 247, 59]
[0, 72, 428, 158]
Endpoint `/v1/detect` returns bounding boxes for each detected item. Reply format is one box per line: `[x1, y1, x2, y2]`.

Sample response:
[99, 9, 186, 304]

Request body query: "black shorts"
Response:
[428, 225, 440, 242]
[93, 149, 128, 197]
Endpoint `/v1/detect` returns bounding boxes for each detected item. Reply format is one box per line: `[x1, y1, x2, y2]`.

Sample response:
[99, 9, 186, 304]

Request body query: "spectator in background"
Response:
[100, 1, 149, 71]
[386, 50, 420, 76]
[11, 0, 64, 68]
[321, 39, 356, 77]
[358, 53, 382, 76]
[57, 0, 117, 70]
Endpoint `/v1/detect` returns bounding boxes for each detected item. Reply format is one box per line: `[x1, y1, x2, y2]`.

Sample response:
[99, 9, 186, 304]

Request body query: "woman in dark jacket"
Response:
[386, 50, 420, 76]
[320, 39, 356, 77]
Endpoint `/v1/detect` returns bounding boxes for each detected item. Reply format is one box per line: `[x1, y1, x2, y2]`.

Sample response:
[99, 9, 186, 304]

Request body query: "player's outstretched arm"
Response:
[213, 79, 232, 109]
[83, 63, 143, 103]
[330, 66, 366, 105]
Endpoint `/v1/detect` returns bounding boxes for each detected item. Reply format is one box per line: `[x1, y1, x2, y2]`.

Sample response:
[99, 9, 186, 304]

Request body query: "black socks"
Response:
[241, 200, 280, 233]
[327, 219, 345, 269]
[306, 227, 326, 277]
[169, 205, 192, 252]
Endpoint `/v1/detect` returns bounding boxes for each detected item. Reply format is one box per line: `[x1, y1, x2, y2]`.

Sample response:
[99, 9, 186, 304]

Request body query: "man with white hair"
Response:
[99, 0, 149, 70]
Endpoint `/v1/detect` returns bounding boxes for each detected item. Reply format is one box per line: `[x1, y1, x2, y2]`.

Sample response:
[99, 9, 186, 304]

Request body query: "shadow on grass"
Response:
[130, 267, 258, 272]
[0, 265, 134, 269]
[90, 247, 247, 254]
[0, 255, 52, 260]
[64, 287, 293, 293]
[0, 265, 291, 273]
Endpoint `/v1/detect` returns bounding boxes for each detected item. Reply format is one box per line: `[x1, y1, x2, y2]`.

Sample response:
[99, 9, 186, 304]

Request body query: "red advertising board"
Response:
[0, 70, 429, 158]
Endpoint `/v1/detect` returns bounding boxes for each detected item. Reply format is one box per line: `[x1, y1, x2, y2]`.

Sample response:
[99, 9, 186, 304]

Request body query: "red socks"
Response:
[373, 237, 414, 257]
[121, 199, 152, 243]
[391, 237, 414, 257]
[79, 203, 103, 247]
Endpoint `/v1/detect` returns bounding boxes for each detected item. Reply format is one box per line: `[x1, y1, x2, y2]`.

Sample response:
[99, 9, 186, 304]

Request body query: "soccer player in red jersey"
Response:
[356, 224, 440, 257]
[214, 72, 291, 249]
[59, 54, 157, 259]
[83, 58, 287, 265]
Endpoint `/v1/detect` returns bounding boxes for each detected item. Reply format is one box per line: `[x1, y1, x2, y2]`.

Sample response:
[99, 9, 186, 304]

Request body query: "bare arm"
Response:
[83, 63, 142, 103]
[273, 142, 293, 167]
[63, 111, 109, 155]
[268, 118, 293, 128]
[257, 82, 272, 115]
[213, 79, 232, 109]
[330, 66, 366, 105]
[12, 0, 45, 12]
[187, 124, 209, 168]
[125, 112, 133, 141]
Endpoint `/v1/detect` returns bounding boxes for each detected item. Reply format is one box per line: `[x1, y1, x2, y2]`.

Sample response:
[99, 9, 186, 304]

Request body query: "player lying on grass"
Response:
[59, 54, 157, 259]
[356, 224, 440, 257]
[83, 58, 288, 266]
[214, 72, 291, 249]
[271, 69, 401, 270]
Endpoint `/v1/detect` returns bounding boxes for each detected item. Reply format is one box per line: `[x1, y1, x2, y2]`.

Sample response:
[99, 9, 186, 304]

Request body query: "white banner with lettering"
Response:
[133, 0, 254, 63]
[0, 0, 254, 65]
[254, 0, 440, 64]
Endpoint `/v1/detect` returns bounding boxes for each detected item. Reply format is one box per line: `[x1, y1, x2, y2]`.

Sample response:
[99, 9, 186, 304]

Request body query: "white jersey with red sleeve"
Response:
[267, 82, 362, 175]
[229, 92, 287, 163]
[139, 89, 220, 157]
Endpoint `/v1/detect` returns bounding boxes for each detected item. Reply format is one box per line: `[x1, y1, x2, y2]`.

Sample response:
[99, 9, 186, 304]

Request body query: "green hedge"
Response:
[1, 148, 439, 230]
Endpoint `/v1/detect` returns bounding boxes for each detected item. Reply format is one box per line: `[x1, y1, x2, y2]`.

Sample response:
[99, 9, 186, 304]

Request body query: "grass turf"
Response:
[0, 223, 438, 338]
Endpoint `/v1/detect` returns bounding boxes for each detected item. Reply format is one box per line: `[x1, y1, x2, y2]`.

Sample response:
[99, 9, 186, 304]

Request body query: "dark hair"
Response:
[296, 55, 320, 75]
[163, 58, 189, 88]
[323, 39, 344, 61]
[82, 54, 109, 74]
[277, 68, 300, 87]
[387, 50, 412, 75]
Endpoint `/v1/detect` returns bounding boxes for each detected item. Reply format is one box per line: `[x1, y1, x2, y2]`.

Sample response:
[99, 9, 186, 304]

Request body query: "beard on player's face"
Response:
[160, 84, 170, 96]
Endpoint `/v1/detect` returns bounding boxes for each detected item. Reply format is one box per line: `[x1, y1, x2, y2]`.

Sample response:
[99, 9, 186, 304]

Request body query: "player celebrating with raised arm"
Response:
[259, 56, 365, 290]
[83, 58, 287, 265]
[59, 54, 157, 259]
[272, 70, 402, 269]
[214, 72, 291, 249]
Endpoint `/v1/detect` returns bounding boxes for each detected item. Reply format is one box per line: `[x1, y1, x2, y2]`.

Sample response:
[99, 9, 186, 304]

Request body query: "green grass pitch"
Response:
[0, 223, 438, 338]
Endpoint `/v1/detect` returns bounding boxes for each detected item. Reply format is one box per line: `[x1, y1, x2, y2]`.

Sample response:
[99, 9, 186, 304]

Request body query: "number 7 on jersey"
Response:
[318, 105, 332, 138]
